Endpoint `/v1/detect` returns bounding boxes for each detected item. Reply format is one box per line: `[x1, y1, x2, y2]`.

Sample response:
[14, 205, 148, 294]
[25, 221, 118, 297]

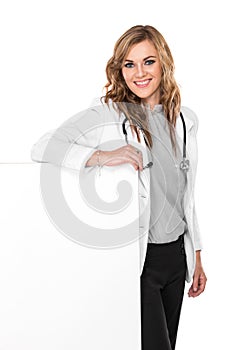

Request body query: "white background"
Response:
[1, 0, 233, 349]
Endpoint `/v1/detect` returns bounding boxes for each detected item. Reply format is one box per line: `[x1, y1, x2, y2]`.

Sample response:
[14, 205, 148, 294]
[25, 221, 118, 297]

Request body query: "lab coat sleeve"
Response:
[31, 108, 104, 171]
[193, 202, 203, 250]
[191, 111, 203, 251]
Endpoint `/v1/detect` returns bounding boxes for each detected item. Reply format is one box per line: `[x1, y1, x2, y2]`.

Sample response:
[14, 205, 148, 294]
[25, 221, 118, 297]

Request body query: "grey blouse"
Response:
[147, 105, 188, 244]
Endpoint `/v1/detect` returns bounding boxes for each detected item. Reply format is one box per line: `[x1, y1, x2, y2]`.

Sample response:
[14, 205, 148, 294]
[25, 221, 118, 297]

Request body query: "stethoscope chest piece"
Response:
[180, 158, 190, 172]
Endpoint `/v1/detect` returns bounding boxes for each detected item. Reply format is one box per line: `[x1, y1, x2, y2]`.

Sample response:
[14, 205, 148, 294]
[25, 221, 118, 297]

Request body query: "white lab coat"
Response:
[31, 102, 203, 283]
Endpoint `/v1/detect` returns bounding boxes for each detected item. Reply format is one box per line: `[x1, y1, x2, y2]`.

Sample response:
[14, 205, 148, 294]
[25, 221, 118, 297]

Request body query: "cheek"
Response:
[150, 65, 162, 77]
[122, 69, 133, 84]
[121, 70, 130, 90]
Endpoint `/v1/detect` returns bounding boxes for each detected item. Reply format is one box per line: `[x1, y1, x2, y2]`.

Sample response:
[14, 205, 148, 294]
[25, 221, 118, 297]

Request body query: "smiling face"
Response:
[121, 39, 162, 109]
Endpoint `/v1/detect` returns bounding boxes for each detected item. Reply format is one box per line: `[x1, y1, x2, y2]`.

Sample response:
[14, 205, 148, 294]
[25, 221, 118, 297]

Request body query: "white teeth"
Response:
[135, 80, 150, 86]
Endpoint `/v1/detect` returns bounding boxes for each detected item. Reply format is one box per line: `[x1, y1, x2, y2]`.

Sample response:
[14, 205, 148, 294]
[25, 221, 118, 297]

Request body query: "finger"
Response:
[128, 145, 143, 158]
[188, 284, 195, 297]
[188, 281, 200, 297]
[126, 145, 143, 158]
[128, 159, 140, 170]
[123, 157, 141, 171]
[198, 274, 207, 292]
[188, 288, 200, 298]
[128, 156, 141, 170]
[103, 154, 139, 169]
[188, 277, 206, 297]
[193, 274, 199, 293]
[127, 151, 143, 170]
[192, 288, 204, 297]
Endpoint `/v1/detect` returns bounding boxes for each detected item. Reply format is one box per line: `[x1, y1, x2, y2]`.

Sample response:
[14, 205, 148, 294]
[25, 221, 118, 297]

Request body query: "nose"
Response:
[135, 63, 146, 78]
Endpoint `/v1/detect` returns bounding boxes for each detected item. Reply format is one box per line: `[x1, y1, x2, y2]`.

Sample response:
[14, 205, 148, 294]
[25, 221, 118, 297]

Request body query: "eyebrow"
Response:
[124, 55, 157, 62]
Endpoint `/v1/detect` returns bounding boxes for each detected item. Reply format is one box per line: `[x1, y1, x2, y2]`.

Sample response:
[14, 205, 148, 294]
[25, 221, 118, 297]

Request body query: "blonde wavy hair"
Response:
[101, 24, 181, 157]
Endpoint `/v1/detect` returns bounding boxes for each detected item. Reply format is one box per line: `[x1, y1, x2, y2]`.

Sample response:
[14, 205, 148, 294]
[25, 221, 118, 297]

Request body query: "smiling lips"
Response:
[134, 79, 152, 88]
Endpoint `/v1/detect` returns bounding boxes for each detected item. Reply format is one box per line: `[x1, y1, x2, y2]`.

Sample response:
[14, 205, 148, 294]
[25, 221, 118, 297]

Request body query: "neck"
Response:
[142, 100, 161, 111]
[142, 94, 161, 111]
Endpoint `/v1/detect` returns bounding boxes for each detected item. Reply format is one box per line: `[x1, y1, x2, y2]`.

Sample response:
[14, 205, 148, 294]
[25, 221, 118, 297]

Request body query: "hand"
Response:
[86, 145, 144, 171]
[188, 251, 207, 298]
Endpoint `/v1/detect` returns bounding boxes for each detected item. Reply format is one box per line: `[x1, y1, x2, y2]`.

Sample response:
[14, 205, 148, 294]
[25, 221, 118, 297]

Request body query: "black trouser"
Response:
[140, 233, 187, 350]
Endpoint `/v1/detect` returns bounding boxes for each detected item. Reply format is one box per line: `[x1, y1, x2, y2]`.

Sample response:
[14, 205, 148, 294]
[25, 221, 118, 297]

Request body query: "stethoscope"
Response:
[122, 111, 190, 172]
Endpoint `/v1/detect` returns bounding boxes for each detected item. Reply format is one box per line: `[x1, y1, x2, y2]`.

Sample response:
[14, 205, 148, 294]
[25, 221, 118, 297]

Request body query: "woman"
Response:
[89, 25, 207, 349]
[31, 25, 207, 350]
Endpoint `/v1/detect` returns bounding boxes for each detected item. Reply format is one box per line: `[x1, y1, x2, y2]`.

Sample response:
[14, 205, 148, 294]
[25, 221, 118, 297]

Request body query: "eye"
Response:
[145, 59, 155, 65]
[124, 62, 134, 68]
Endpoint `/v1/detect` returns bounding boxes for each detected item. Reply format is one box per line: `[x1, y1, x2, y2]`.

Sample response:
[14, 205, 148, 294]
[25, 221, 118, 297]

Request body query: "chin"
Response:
[133, 91, 153, 99]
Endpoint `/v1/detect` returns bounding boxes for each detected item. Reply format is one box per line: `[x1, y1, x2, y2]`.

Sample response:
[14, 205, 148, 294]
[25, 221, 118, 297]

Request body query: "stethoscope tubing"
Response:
[122, 111, 189, 172]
